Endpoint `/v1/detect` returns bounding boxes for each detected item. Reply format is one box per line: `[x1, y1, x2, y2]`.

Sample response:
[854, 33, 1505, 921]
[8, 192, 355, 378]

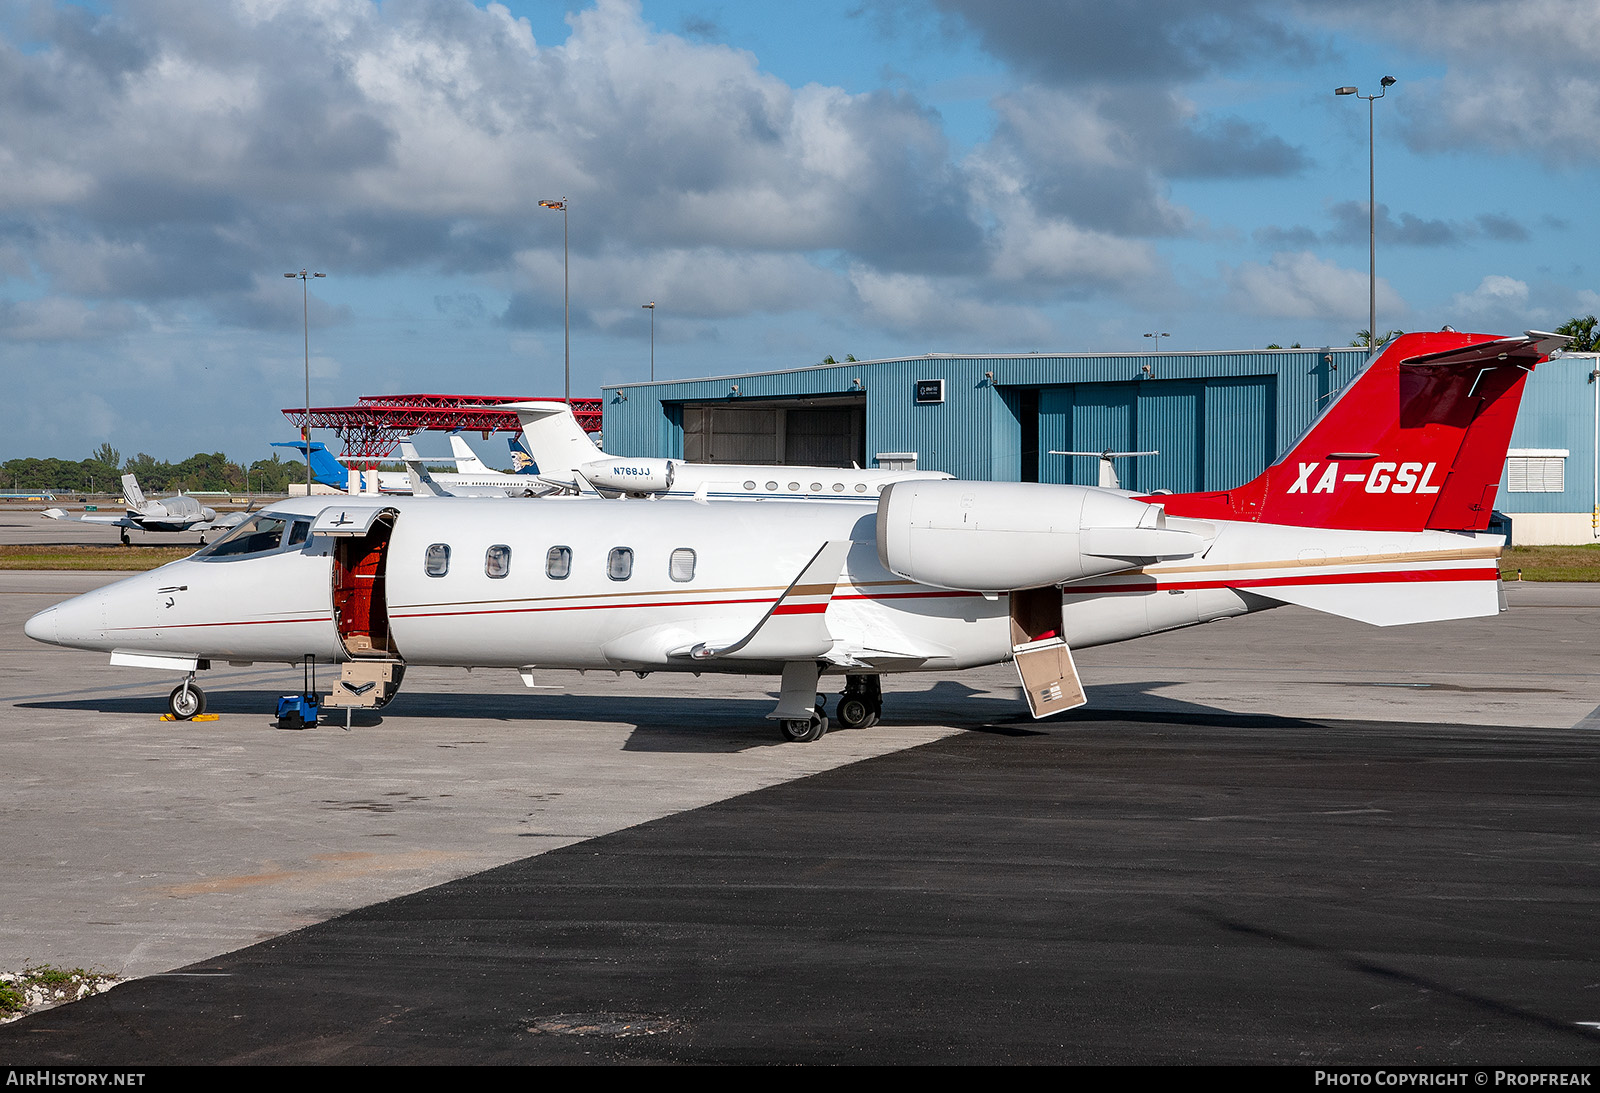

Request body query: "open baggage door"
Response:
[1010, 586, 1086, 718]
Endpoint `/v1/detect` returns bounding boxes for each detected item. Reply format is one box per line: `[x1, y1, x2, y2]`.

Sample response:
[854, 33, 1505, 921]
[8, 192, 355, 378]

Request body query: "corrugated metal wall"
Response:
[599, 345, 1594, 513]
[1499, 355, 1596, 515]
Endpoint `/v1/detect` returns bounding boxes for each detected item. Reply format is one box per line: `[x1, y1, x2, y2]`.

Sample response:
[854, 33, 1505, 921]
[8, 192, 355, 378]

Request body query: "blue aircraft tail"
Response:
[508, 436, 539, 475]
[271, 441, 351, 488]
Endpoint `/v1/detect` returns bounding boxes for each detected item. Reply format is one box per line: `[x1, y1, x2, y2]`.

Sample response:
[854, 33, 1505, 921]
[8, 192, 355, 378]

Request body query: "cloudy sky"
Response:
[3, 0, 1598, 465]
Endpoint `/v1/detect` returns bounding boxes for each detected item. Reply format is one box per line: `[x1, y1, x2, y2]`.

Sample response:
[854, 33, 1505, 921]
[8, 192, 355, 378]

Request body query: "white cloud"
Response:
[0, 296, 145, 341]
[1444, 274, 1551, 330]
[848, 266, 1054, 342]
[1223, 251, 1404, 321]
[1307, 0, 1600, 161]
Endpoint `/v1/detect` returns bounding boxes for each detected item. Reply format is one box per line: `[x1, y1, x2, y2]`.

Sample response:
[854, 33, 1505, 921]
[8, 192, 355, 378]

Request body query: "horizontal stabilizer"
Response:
[1254, 568, 1501, 626]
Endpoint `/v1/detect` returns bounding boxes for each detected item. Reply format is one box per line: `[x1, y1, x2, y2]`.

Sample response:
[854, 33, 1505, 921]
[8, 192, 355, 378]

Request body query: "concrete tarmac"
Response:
[1, 569, 1598, 1063]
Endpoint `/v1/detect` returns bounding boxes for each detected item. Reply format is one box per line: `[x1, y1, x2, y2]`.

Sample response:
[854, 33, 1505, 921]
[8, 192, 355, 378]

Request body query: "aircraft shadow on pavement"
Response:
[1075, 682, 1330, 731]
[15, 677, 1326, 745]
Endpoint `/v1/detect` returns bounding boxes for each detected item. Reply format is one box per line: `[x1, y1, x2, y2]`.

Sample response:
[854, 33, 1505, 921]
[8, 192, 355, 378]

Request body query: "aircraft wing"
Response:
[41, 509, 138, 529]
[199, 512, 250, 531]
[681, 540, 853, 661]
[823, 643, 952, 669]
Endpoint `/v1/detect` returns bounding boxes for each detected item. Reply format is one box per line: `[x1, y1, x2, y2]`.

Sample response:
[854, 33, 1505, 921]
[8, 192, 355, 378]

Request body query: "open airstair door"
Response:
[1010, 585, 1086, 718]
[321, 506, 399, 656]
[324, 506, 405, 711]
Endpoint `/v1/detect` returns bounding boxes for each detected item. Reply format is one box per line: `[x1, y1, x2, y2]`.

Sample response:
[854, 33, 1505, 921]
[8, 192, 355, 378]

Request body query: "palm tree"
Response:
[1555, 315, 1598, 352]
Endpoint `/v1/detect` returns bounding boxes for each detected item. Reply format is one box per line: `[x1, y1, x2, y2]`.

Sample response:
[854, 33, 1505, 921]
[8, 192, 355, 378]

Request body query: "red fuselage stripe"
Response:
[110, 615, 333, 633]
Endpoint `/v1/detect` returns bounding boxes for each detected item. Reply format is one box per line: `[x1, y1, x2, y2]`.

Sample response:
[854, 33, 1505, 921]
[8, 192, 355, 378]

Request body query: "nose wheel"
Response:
[167, 677, 206, 720]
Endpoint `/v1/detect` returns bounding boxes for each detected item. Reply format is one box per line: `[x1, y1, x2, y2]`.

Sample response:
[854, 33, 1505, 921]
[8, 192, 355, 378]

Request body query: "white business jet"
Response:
[505, 400, 952, 499]
[25, 330, 1561, 740]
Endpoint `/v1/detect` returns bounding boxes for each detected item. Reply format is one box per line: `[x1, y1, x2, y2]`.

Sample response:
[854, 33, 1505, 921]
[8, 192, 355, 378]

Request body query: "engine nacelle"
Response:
[876, 480, 1204, 592]
[579, 457, 676, 494]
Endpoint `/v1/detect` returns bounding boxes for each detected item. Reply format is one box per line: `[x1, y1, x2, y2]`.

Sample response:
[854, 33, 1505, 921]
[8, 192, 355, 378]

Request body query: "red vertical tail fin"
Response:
[1159, 331, 1567, 532]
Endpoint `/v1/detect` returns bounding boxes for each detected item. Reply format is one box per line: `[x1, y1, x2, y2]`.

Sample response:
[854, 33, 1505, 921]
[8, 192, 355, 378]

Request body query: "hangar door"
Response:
[1031, 376, 1275, 494]
[681, 397, 866, 467]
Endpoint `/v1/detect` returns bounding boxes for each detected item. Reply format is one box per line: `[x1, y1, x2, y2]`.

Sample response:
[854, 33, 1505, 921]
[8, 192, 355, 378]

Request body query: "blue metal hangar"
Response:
[599, 345, 1599, 544]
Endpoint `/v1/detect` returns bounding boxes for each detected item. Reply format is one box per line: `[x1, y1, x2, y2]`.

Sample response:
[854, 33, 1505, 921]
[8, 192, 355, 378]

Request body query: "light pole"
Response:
[1142, 331, 1169, 378]
[539, 198, 570, 402]
[284, 268, 325, 495]
[1336, 76, 1396, 348]
[642, 301, 656, 381]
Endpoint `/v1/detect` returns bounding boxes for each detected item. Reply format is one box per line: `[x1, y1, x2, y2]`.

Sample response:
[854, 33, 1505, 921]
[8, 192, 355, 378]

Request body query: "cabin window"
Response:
[485, 544, 511, 579]
[607, 547, 634, 581]
[669, 548, 696, 582]
[743, 480, 756, 490]
[810, 482, 822, 492]
[832, 482, 845, 492]
[546, 546, 572, 580]
[854, 483, 867, 493]
[424, 543, 451, 577]
[765, 480, 778, 491]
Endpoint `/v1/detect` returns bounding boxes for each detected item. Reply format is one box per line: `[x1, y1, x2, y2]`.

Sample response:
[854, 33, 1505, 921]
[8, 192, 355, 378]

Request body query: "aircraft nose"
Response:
[24, 588, 109, 649]
[23, 606, 58, 645]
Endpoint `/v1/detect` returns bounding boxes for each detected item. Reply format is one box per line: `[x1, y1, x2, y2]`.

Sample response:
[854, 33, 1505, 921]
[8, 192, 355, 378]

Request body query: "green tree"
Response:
[1351, 329, 1405, 348]
[246, 454, 295, 494]
[1556, 314, 1598, 352]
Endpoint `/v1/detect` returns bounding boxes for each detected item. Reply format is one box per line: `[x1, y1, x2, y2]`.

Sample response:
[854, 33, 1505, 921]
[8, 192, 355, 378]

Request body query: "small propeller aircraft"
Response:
[24, 330, 1563, 738]
[41, 474, 248, 545]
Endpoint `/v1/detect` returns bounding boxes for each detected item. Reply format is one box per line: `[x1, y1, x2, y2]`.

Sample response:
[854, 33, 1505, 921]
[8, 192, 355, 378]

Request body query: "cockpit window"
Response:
[194, 514, 290, 559]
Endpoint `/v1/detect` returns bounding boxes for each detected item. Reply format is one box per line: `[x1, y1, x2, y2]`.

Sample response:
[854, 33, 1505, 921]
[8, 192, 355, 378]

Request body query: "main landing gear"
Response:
[834, 674, 882, 730]
[775, 674, 885, 743]
[167, 674, 206, 720]
[119, 529, 130, 546]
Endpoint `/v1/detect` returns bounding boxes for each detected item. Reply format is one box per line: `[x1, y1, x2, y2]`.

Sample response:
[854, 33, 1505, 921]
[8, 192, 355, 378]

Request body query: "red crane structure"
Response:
[281, 394, 603, 461]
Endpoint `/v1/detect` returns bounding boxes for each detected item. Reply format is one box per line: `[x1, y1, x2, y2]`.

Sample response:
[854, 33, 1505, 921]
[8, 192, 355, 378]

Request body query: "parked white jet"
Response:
[396, 442, 560, 499]
[25, 330, 1561, 739]
[283, 438, 550, 497]
[506, 400, 952, 500]
[41, 474, 247, 545]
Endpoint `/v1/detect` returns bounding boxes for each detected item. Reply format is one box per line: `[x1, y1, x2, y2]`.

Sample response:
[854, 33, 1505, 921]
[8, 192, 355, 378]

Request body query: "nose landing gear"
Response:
[167, 675, 206, 720]
[779, 700, 830, 743]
